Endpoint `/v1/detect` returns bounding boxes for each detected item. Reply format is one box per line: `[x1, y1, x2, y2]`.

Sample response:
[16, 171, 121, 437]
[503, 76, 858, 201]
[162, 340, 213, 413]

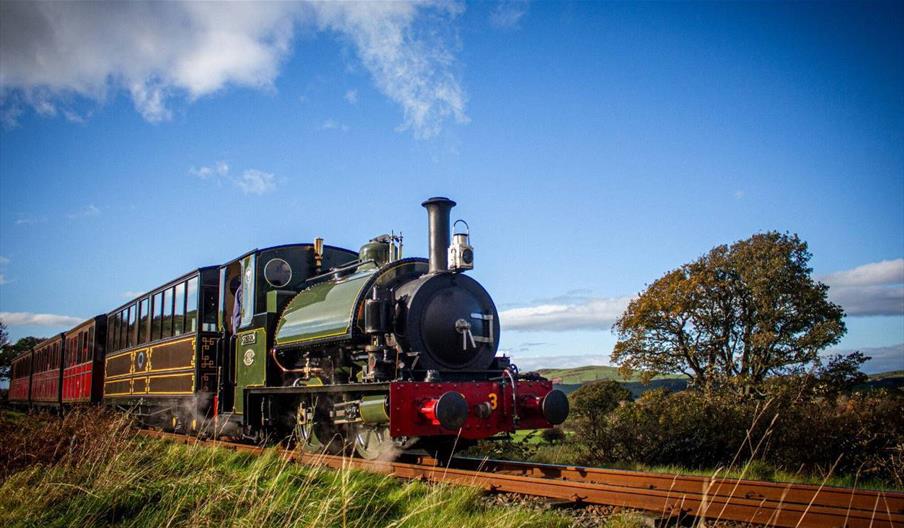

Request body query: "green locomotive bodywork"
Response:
[275, 266, 378, 347]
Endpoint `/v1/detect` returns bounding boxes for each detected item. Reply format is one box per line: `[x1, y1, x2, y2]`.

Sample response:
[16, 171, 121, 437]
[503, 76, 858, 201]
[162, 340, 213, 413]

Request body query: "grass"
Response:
[468, 437, 902, 491]
[0, 409, 584, 528]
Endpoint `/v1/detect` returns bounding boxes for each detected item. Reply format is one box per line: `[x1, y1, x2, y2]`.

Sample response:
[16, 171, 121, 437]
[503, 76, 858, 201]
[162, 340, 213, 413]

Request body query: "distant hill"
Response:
[537, 365, 682, 384]
[863, 370, 904, 392]
[555, 378, 689, 398]
[537, 365, 687, 398]
[543, 365, 904, 398]
[869, 370, 904, 381]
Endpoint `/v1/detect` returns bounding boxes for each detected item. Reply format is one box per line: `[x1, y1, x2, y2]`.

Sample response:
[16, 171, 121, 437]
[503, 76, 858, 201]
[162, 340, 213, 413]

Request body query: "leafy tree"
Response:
[568, 380, 632, 459]
[0, 321, 9, 383]
[812, 351, 870, 397]
[0, 327, 43, 383]
[612, 232, 846, 395]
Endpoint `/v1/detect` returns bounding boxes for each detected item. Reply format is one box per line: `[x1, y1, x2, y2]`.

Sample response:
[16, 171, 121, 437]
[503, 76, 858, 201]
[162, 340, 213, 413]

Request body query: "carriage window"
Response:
[138, 298, 149, 344]
[128, 305, 136, 348]
[112, 315, 118, 352]
[152, 292, 163, 341]
[88, 327, 95, 360]
[173, 282, 185, 336]
[117, 312, 124, 351]
[163, 287, 174, 338]
[122, 309, 129, 349]
[119, 309, 126, 350]
[186, 278, 199, 333]
[202, 287, 217, 332]
[121, 308, 128, 349]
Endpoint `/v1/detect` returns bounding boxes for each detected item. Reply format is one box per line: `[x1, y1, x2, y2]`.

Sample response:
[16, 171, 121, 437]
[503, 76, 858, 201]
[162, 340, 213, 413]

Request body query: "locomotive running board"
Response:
[245, 383, 391, 396]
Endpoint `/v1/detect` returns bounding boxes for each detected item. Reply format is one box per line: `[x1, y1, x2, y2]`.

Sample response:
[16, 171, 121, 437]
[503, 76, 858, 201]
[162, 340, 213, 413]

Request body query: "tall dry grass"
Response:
[0, 409, 578, 528]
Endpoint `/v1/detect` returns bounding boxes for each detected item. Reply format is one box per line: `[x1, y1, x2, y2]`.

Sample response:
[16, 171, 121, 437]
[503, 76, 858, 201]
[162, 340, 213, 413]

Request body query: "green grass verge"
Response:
[2, 410, 664, 527]
[533, 444, 901, 490]
[0, 422, 577, 527]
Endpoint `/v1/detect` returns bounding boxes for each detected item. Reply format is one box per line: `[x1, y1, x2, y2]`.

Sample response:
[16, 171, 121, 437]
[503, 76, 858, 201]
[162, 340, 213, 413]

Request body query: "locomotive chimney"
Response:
[421, 196, 456, 273]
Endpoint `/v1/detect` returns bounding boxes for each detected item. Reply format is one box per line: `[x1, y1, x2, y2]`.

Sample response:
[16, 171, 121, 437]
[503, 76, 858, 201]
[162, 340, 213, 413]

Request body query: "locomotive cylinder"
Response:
[359, 395, 390, 424]
[422, 196, 457, 273]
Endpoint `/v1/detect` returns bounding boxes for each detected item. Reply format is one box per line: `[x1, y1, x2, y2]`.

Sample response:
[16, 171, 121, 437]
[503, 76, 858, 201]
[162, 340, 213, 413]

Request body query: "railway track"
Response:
[139, 429, 904, 527]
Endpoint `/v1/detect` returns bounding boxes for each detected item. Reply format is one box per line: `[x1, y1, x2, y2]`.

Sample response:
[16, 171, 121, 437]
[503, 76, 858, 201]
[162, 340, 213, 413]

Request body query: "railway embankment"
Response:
[0, 409, 631, 527]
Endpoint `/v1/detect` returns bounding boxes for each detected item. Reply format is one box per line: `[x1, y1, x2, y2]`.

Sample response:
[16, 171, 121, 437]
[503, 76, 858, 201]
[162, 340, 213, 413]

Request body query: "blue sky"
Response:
[1, 1, 902, 373]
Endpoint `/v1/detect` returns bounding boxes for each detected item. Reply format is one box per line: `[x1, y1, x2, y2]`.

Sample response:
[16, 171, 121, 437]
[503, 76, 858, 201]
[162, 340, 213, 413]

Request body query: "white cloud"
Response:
[236, 169, 276, 195]
[0, 274, 7, 286]
[489, 0, 529, 29]
[821, 259, 904, 317]
[0, 311, 83, 327]
[67, 204, 101, 219]
[824, 344, 904, 375]
[1, 1, 466, 138]
[192, 161, 278, 194]
[321, 118, 349, 132]
[189, 161, 229, 180]
[344, 89, 358, 104]
[734, 190, 745, 200]
[309, 2, 467, 138]
[501, 293, 633, 332]
[821, 259, 904, 288]
[14, 214, 46, 225]
[0, 2, 294, 124]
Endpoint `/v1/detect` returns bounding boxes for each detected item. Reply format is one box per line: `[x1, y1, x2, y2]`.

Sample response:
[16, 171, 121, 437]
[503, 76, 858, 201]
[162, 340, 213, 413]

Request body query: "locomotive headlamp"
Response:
[448, 219, 473, 272]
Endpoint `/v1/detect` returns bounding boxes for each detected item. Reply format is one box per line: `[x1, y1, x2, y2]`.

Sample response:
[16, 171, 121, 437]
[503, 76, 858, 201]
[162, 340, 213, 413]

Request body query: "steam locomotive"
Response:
[9, 197, 568, 459]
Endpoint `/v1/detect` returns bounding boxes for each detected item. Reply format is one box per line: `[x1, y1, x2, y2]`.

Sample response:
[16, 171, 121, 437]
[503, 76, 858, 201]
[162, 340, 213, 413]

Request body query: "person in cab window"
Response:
[230, 277, 242, 334]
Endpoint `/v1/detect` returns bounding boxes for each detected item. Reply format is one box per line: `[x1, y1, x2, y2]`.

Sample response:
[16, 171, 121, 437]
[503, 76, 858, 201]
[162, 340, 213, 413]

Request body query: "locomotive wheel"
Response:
[352, 424, 395, 460]
[296, 397, 347, 455]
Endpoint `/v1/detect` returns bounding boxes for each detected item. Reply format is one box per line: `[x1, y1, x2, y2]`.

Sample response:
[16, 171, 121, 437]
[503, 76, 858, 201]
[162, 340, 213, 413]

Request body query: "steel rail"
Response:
[138, 430, 904, 528]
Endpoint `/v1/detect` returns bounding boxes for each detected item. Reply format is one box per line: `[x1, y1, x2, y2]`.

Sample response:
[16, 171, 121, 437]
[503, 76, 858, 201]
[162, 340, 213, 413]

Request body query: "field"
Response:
[0, 409, 652, 528]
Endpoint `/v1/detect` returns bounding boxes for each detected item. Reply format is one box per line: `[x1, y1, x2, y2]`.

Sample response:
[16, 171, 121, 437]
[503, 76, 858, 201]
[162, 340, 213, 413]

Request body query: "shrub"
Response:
[540, 427, 566, 444]
[570, 381, 904, 487]
[568, 380, 632, 461]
